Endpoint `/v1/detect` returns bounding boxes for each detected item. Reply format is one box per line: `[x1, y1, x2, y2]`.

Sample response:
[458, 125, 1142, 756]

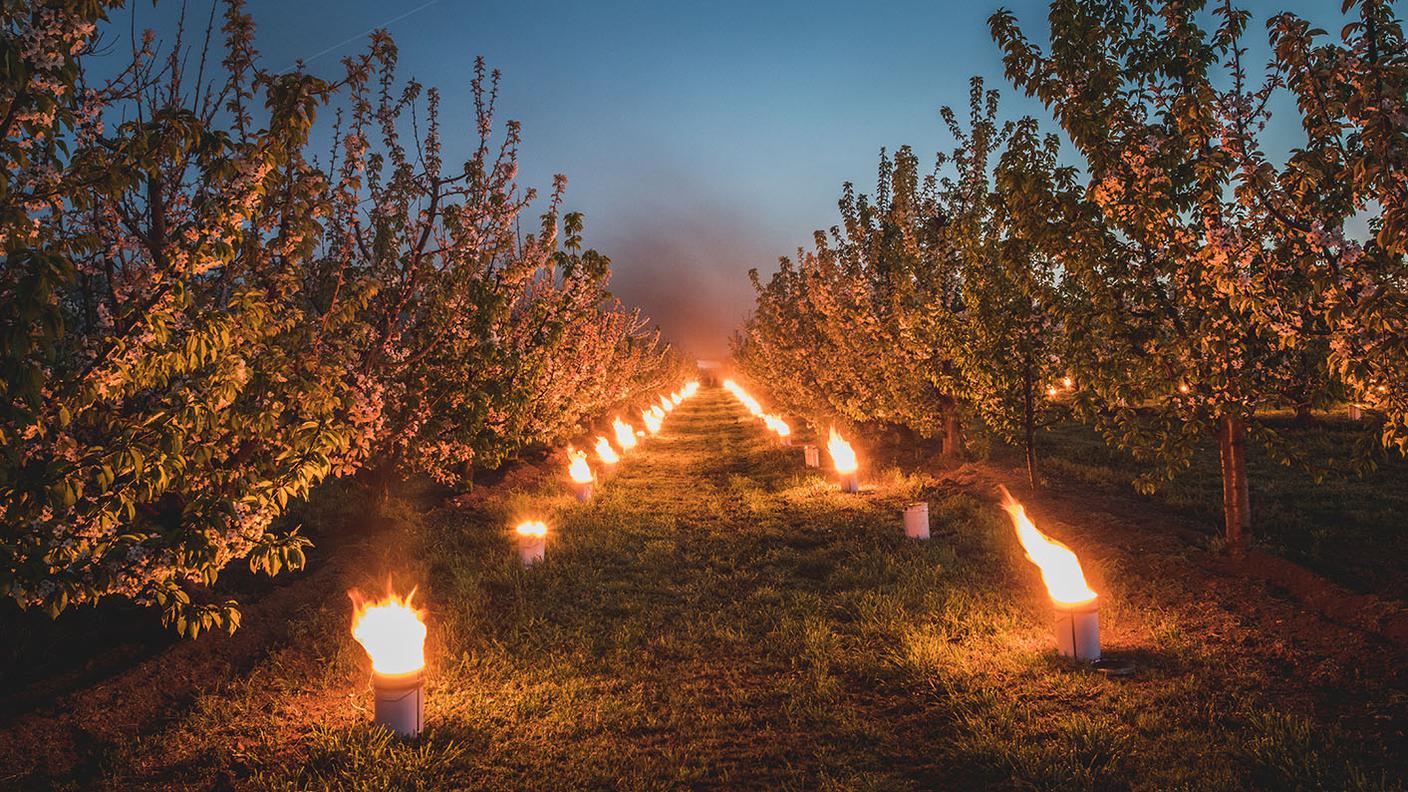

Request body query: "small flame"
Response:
[827, 427, 857, 474]
[1062, 376, 1074, 389]
[659, 395, 674, 413]
[612, 417, 638, 450]
[515, 519, 548, 538]
[642, 408, 663, 434]
[567, 447, 594, 484]
[998, 485, 1097, 606]
[594, 436, 619, 465]
[764, 414, 791, 437]
[349, 585, 427, 676]
[684, 381, 699, 396]
[670, 391, 683, 406]
[1047, 386, 1059, 398]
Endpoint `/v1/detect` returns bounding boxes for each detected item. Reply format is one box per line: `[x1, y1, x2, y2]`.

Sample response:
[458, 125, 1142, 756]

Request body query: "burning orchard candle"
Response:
[1349, 404, 1363, 420]
[903, 502, 930, 539]
[803, 444, 820, 467]
[348, 586, 427, 737]
[567, 447, 594, 501]
[594, 435, 620, 469]
[612, 417, 638, 451]
[642, 406, 664, 434]
[827, 427, 860, 493]
[659, 395, 674, 413]
[999, 486, 1100, 661]
[515, 520, 548, 565]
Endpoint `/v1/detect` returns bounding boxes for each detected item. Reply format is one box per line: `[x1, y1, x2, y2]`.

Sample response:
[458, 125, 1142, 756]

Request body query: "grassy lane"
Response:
[88, 387, 1403, 791]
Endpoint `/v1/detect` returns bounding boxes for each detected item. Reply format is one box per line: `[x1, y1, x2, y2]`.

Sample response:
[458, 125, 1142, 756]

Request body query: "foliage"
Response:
[0, 2, 679, 634]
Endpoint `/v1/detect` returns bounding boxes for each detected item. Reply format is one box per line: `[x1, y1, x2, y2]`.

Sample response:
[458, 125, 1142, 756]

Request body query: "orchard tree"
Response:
[0, 1, 379, 634]
[990, 0, 1331, 554]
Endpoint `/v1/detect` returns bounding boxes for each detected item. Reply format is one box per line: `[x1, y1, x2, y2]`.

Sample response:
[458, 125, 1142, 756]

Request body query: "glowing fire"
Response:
[722, 379, 765, 416]
[764, 414, 791, 438]
[516, 519, 548, 538]
[670, 391, 683, 406]
[659, 395, 674, 413]
[642, 407, 663, 434]
[567, 447, 594, 484]
[612, 417, 638, 450]
[594, 436, 619, 465]
[827, 427, 857, 474]
[1062, 376, 1074, 389]
[684, 381, 699, 397]
[998, 485, 1097, 606]
[349, 586, 427, 676]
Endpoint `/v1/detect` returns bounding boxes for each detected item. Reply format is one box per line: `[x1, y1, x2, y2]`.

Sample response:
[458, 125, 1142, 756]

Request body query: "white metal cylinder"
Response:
[1053, 601, 1100, 661]
[574, 481, 593, 502]
[372, 670, 425, 737]
[519, 536, 546, 566]
[840, 471, 860, 493]
[1349, 404, 1363, 420]
[903, 502, 929, 539]
[804, 445, 820, 467]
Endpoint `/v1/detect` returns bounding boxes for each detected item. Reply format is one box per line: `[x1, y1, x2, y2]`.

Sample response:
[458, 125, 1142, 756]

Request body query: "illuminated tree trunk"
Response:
[1217, 414, 1251, 556]
[942, 406, 966, 461]
[1023, 352, 1038, 488]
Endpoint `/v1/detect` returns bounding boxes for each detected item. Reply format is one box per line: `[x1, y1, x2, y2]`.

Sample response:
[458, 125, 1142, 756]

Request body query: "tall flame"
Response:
[998, 485, 1097, 606]
[567, 447, 594, 484]
[764, 414, 791, 437]
[349, 585, 427, 676]
[827, 427, 857, 474]
[722, 379, 765, 416]
[612, 417, 638, 450]
[594, 436, 619, 465]
[642, 408, 662, 434]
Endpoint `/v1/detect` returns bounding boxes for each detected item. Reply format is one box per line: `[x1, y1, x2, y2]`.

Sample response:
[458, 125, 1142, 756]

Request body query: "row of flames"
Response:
[351, 379, 1103, 737]
[350, 381, 704, 734]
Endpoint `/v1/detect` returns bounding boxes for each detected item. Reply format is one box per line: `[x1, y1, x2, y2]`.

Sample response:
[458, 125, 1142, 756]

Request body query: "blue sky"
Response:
[107, 0, 1346, 357]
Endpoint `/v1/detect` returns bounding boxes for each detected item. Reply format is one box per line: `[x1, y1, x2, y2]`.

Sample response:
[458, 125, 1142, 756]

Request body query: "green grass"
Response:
[44, 390, 1405, 790]
[1026, 412, 1408, 599]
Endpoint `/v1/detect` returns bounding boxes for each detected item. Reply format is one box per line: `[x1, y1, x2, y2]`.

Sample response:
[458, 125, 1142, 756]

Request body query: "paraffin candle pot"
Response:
[574, 480, 594, 502]
[903, 502, 930, 539]
[1054, 600, 1100, 661]
[840, 471, 860, 493]
[372, 669, 425, 737]
[804, 445, 820, 467]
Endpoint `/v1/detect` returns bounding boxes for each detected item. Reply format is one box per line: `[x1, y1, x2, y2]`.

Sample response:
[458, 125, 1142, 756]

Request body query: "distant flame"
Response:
[612, 417, 638, 450]
[764, 414, 791, 437]
[642, 408, 662, 434]
[998, 485, 1097, 606]
[349, 585, 427, 676]
[722, 379, 765, 416]
[1062, 376, 1074, 389]
[567, 447, 594, 484]
[594, 436, 619, 465]
[670, 391, 683, 406]
[659, 395, 674, 413]
[515, 519, 548, 538]
[827, 427, 857, 474]
[684, 381, 699, 396]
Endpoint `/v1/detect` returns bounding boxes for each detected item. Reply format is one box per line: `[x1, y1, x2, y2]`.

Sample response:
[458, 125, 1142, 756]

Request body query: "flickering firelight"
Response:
[349, 586, 427, 737]
[515, 520, 548, 566]
[568, 447, 594, 501]
[594, 435, 620, 467]
[998, 485, 1100, 661]
[827, 427, 859, 493]
[613, 416, 638, 451]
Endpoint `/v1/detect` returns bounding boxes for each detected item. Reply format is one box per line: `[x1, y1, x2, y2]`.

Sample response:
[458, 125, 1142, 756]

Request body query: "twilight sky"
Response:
[109, 0, 1340, 359]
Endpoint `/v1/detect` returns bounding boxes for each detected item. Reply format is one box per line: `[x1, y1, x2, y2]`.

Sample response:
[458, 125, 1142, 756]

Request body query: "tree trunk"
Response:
[1023, 353, 1038, 488]
[1217, 414, 1251, 557]
[942, 407, 966, 461]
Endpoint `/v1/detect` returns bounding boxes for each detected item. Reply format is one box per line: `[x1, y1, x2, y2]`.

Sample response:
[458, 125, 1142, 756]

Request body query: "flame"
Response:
[1047, 386, 1059, 398]
[594, 436, 619, 465]
[1062, 376, 1074, 389]
[684, 381, 699, 397]
[612, 417, 638, 450]
[722, 379, 765, 416]
[998, 486, 1097, 606]
[764, 414, 791, 437]
[827, 427, 857, 474]
[659, 395, 674, 413]
[515, 519, 548, 538]
[642, 408, 663, 434]
[348, 585, 427, 676]
[670, 391, 683, 406]
[567, 447, 594, 484]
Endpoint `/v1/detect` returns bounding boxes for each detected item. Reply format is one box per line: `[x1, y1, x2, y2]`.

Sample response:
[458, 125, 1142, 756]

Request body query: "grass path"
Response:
[26, 386, 1407, 790]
